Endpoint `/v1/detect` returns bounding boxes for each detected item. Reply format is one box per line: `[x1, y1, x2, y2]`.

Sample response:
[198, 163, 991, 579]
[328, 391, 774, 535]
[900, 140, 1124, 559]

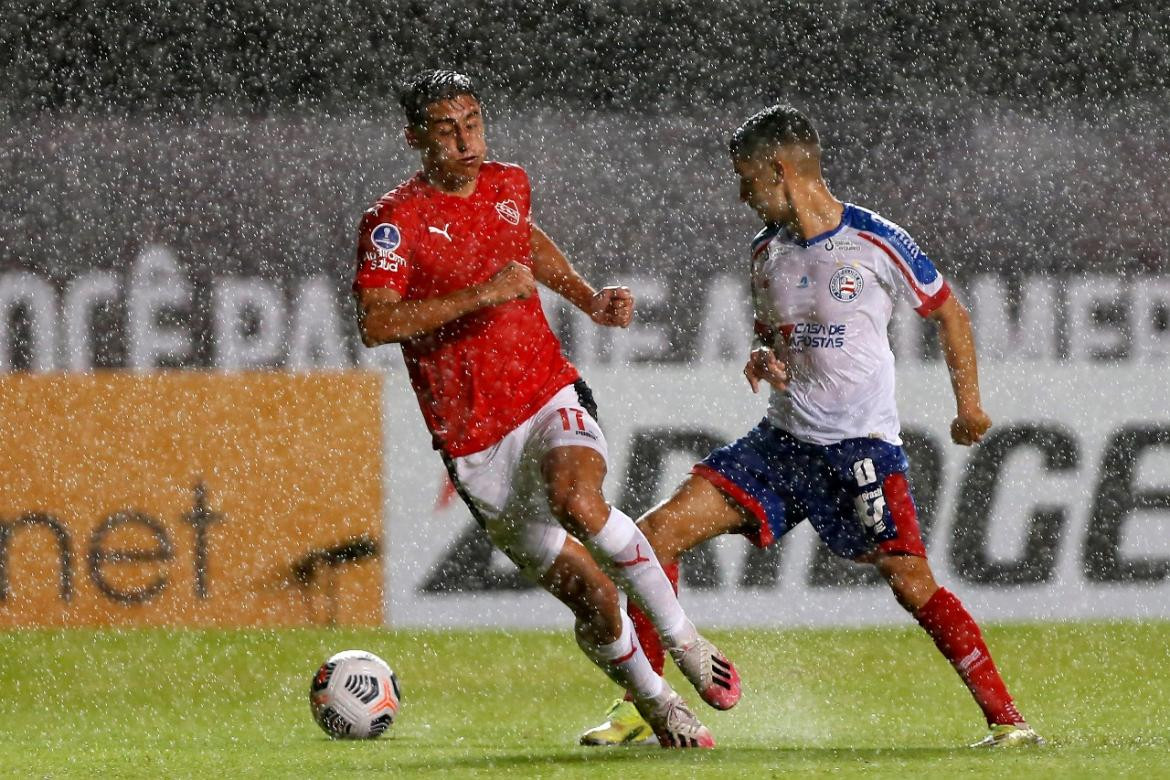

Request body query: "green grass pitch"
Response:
[1, 622, 1167, 778]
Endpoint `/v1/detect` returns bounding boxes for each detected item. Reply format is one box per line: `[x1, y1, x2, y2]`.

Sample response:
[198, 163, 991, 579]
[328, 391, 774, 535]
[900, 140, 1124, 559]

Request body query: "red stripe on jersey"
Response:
[857, 232, 950, 316]
[916, 281, 952, 316]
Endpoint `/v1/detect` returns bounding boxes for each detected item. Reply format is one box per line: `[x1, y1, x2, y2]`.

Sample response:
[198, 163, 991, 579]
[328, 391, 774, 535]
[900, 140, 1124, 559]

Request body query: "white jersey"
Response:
[750, 203, 951, 445]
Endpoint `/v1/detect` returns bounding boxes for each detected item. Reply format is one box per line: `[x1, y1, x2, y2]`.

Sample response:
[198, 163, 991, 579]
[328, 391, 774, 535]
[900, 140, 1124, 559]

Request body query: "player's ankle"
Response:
[664, 618, 699, 650]
[634, 681, 674, 708]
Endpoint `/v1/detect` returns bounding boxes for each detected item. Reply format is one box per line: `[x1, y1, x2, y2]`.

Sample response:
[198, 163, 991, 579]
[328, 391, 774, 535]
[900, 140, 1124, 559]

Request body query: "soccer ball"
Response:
[309, 650, 401, 739]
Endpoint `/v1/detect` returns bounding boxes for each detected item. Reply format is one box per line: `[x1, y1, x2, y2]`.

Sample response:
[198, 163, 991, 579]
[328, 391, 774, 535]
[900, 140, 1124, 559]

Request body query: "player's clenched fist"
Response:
[589, 286, 634, 328]
[950, 408, 992, 446]
[743, 346, 788, 393]
[482, 261, 537, 306]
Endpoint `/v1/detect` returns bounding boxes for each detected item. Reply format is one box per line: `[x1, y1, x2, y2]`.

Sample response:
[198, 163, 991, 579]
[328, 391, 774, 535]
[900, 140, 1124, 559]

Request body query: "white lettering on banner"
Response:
[4, 260, 1170, 372]
[1067, 274, 1130, 361]
[696, 274, 751, 364]
[63, 271, 118, 371]
[0, 272, 56, 372]
[1133, 278, 1170, 363]
[213, 277, 286, 369]
[565, 304, 600, 367]
[355, 333, 402, 372]
[1124, 445, 1170, 561]
[128, 245, 191, 371]
[969, 275, 1060, 362]
[607, 275, 669, 365]
[288, 276, 348, 371]
[538, 288, 581, 364]
[546, 275, 674, 368]
[381, 364, 1170, 629]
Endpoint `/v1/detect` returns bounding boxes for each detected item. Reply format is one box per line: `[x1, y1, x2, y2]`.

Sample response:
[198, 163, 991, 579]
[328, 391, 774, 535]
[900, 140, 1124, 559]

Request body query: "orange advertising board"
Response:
[0, 372, 383, 627]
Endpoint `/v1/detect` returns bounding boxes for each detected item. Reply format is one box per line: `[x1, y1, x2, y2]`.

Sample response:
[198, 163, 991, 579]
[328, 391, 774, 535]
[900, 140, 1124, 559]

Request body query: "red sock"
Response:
[914, 588, 1023, 726]
[624, 562, 679, 700]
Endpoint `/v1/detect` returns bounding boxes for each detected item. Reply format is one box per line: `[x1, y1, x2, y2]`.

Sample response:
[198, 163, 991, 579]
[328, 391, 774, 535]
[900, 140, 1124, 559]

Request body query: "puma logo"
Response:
[614, 544, 650, 568]
[957, 648, 984, 674]
[428, 223, 452, 241]
[614, 643, 638, 664]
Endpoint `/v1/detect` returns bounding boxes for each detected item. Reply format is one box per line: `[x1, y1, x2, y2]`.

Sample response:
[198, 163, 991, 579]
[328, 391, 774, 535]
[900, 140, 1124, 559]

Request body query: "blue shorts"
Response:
[692, 419, 926, 560]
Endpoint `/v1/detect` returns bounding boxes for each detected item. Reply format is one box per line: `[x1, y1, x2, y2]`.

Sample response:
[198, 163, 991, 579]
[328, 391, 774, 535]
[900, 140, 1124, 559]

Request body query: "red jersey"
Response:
[353, 161, 579, 457]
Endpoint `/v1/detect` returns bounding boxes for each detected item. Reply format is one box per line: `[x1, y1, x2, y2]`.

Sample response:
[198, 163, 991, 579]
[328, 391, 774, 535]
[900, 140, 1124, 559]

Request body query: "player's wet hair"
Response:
[729, 104, 820, 160]
[399, 70, 479, 128]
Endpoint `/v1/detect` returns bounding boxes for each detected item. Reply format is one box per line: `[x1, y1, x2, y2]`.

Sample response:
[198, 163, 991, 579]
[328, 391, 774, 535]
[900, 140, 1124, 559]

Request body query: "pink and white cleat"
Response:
[635, 691, 716, 749]
[669, 635, 741, 710]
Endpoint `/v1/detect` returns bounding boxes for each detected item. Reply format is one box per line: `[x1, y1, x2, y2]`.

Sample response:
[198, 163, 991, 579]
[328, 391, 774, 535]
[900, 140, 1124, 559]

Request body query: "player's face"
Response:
[410, 95, 487, 191]
[733, 153, 791, 224]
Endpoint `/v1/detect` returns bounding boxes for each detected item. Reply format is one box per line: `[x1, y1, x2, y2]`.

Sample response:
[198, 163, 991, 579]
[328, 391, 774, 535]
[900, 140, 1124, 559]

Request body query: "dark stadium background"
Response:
[2, 0, 1167, 369]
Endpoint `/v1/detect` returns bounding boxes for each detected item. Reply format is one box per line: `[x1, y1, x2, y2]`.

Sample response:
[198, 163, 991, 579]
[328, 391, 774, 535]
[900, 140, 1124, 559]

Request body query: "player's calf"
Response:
[872, 551, 940, 613]
[913, 586, 1031, 732]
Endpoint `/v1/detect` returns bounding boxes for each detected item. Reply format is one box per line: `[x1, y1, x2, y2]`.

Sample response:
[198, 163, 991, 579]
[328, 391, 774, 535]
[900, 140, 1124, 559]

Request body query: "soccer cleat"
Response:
[970, 724, 1046, 748]
[669, 635, 741, 710]
[578, 700, 655, 746]
[635, 691, 716, 749]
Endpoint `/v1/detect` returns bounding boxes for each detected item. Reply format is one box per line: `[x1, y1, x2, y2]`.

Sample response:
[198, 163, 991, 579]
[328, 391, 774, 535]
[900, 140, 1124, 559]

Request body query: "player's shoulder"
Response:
[480, 160, 530, 189]
[482, 159, 528, 178]
[841, 203, 927, 262]
[362, 174, 428, 224]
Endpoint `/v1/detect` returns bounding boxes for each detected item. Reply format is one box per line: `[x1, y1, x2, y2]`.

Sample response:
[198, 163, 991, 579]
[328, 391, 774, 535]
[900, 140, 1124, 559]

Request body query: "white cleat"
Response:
[669, 635, 741, 710]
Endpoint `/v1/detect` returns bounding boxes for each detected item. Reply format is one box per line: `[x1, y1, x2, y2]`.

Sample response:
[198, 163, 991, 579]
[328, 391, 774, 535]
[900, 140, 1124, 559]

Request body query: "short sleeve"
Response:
[353, 206, 415, 295]
[858, 220, 951, 317]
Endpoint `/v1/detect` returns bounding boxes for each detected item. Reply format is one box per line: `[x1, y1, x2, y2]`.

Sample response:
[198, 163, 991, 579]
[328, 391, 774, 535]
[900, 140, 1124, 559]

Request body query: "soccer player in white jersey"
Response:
[580, 104, 1043, 749]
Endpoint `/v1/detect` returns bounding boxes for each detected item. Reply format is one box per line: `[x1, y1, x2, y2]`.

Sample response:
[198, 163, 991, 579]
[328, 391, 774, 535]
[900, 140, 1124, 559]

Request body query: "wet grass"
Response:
[1, 622, 1167, 778]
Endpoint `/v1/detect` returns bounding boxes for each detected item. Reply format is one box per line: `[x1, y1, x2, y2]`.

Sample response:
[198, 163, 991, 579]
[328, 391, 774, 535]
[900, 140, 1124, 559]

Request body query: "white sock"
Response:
[576, 610, 666, 703]
[586, 507, 699, 649]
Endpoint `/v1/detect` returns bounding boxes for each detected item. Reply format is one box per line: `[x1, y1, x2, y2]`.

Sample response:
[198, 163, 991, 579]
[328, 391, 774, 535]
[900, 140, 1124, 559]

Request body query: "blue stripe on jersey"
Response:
[843, 204, 940, 286]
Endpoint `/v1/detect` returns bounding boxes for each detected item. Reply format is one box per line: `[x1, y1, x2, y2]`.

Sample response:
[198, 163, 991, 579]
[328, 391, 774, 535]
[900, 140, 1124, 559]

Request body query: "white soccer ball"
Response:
[309, 650, 401, 739]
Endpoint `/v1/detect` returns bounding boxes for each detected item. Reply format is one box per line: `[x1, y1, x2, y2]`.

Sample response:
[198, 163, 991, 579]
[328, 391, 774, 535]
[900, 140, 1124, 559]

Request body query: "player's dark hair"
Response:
[729, 104, 820, 160]
[399, 70, 479, 128]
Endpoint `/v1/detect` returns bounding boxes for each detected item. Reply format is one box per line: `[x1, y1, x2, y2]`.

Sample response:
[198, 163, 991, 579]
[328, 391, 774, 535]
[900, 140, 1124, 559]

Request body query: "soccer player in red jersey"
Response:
[352, 70, 740, 748]
[581, 105, 1044, 749]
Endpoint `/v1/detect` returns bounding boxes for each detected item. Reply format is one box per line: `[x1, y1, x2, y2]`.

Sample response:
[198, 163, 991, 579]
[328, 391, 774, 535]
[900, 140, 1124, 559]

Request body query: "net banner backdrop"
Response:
[2, 110, 1169, 628]
[0, 372, 383, 627]
[382, 363, 1170, 629]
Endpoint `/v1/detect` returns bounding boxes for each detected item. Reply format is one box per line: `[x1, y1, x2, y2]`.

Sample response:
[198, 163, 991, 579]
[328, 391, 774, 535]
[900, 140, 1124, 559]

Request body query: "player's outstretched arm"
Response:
[929, 295, 992, 445]
[530, 223, 633, 328]
[356, 262, 535, 346]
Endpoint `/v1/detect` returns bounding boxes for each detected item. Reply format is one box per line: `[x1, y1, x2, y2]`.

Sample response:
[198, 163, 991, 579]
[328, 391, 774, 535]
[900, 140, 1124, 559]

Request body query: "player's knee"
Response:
[565, 571, 621, 631]
[548, 484, 607, 535]
[874, 553, 938, 611]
